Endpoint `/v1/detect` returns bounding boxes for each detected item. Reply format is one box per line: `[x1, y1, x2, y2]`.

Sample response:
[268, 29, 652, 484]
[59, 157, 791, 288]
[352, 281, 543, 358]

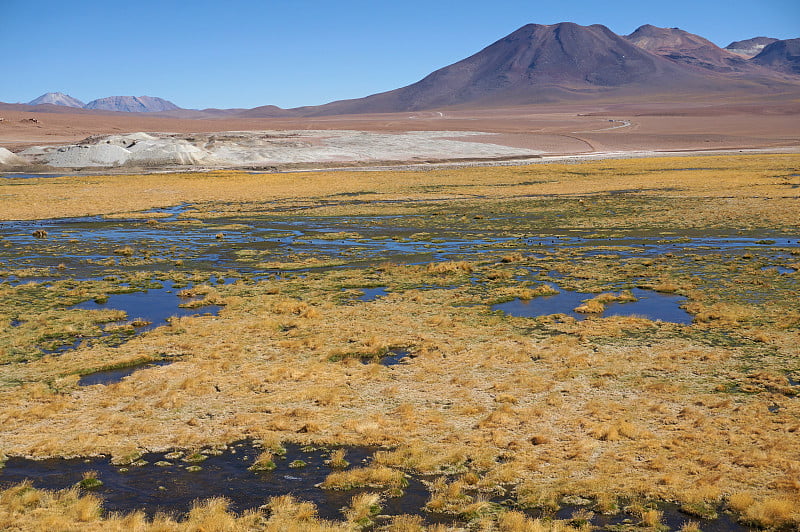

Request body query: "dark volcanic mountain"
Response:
[725, 37, 779, 58]
[28, 92, 85, 108]
[624, 24, 751, 72]
[83, 95, 180, 113]
[751, 39, 800, 75]
[295, 22, 713, 116]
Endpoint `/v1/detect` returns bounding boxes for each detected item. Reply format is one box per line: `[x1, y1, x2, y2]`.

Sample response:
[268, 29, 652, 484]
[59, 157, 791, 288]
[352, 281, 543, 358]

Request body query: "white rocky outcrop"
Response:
[14, 130, 541, 169]
[0, 147, 27, 166]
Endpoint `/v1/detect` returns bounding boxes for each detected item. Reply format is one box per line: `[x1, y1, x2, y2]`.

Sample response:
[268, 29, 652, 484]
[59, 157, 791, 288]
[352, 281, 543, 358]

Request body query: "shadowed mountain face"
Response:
[725, 37, 779, 58]
[752, 39, 800, 74]
[297, 22, 712, 116]
[84, 96, 180, 113]
[28, 92, 85, 108]
[624, 24, 752, 72]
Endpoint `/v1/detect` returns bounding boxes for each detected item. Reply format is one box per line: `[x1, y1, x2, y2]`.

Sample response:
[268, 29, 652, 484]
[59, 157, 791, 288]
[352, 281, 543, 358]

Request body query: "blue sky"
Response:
[2, 0, 798, 109]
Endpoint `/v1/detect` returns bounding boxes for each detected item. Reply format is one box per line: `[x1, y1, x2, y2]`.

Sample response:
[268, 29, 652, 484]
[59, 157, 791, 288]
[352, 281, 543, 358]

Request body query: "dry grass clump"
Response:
[683, 301, 754, 325]
[0, 481, 102, 528]
[496, 283, 559, 302]
[372, 442, 468, 474]
[424, 476, 505, 520]
[574, 291, 636, 314]
[497, 510, 588, 531]
[272, 298, 321, 319]
[320, 466, 407, 491]
[343, 492, 382, 528]
[515, 483, 562, 512]
[588, 420, 648, 441]
[0, 483, 356, 531]
[113, 246, 134, 256]
[728, 492, 800, 529]
[426, 261, 473, 274]
[248, 450, 276, 471]
[326, 448, 350, 469]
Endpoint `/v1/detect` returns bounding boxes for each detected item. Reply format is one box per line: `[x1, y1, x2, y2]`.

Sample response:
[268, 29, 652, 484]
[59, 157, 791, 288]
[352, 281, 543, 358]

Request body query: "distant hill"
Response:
[28, 92, 85, 108]
[751, 39, 800, 75]
[725, 37, 778, 58]
[624, 24, 752, 73]
[83, 96, 180, 113]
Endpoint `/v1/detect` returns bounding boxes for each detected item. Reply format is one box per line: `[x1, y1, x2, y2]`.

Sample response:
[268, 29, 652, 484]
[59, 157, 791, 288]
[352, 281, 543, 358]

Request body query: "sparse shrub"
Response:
[249, 451, 276, 472]
[426, 261, 473, 274]
[77, 470, 103, 490]
[344, 492, 382, 528]
[321, 466, 407, 490]
[327, 448, 350, 469]
[265, 494, 320, 523]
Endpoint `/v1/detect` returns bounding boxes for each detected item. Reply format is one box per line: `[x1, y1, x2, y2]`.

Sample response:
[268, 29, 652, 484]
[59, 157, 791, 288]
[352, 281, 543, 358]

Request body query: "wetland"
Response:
[0, 154, 798, 530]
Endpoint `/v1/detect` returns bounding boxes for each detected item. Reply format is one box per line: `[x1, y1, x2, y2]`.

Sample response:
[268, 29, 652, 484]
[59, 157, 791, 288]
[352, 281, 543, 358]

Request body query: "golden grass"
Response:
[0, 483, 356, 531]
[1, 154, 799, 528]
[321, 466, 407, 491]
[0, 154, 797, 221]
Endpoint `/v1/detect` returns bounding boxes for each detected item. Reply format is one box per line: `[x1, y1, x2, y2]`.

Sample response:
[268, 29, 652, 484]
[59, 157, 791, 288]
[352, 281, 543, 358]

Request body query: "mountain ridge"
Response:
[26, 93, 181, 113]
[624, 24, 754, 73]
[20, 22, 800, 118]
[285, 22, 799, 117]
[83, 95, 180, 113]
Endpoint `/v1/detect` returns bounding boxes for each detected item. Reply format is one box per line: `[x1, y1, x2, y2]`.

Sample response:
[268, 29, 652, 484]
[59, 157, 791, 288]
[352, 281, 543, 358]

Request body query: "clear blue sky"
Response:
[2, 0, 798, 110]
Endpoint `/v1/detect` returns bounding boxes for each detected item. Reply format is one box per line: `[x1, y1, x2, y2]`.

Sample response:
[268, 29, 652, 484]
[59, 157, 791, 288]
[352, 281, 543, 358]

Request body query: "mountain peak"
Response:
[29, 92, 85, 108]
[625, 24, 751, 72]
[299, 22, 706, 116]
[726, 37, 780, 58]
[83, 96, 180, 113]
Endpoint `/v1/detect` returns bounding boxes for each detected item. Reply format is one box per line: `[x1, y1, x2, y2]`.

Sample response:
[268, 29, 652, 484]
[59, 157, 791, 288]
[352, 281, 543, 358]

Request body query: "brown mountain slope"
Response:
[288, 22, 726, 116]
[624, 24, 754, 73]
[286, 23, 800, 117]
[752, 39, 800, 75]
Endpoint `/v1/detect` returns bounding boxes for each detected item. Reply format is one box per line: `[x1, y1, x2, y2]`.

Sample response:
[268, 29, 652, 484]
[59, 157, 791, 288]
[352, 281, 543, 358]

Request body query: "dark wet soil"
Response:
[0, 441, 752, 529]
[0, 442, 447, 523]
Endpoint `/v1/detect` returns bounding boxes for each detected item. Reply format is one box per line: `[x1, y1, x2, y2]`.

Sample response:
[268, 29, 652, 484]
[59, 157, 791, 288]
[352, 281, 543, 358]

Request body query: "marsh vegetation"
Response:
[0, 155, 798, 530]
